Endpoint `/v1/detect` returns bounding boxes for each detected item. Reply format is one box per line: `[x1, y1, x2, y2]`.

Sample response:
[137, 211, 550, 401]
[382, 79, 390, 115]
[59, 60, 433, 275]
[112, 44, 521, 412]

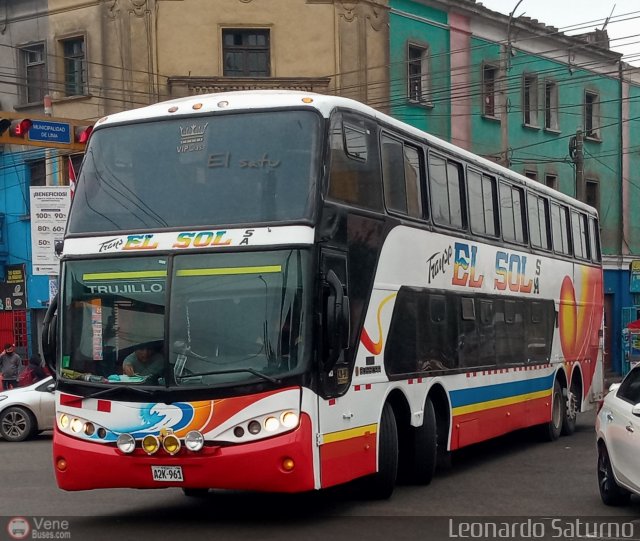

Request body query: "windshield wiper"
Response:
[177, 367, 281, 384]
[82, 384, 155, 400]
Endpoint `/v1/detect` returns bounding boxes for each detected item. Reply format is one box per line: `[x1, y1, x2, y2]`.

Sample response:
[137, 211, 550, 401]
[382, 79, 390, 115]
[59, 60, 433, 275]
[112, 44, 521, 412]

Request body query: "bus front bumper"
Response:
[53, 413, 315, 492]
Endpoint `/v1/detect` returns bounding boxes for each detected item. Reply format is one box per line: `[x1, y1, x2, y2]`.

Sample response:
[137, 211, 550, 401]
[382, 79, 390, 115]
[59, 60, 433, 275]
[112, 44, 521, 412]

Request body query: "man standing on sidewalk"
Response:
[0, 344, 22, 390]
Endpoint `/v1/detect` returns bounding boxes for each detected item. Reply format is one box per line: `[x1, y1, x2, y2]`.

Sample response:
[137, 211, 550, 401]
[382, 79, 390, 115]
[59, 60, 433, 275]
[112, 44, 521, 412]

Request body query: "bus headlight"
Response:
[264, 416, 279, 432]
[59, 414, 70, 429]
[185, 430, 204, 451]
[70, 418, 83, 433]
[142, 435, 160, 455]
[281, 411, 299, 428]
[162, 434, 181, 455]
[116, 433, 136, 454]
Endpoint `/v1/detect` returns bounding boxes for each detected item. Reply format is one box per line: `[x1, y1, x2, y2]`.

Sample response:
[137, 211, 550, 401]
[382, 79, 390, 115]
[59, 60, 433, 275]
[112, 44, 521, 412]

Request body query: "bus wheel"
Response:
[360, 402, 398, 499]
[411, 397, 437, 485]
[182, 488, 209, 498]
[541, 380, 564, 441]
[561, 380, 580, 436]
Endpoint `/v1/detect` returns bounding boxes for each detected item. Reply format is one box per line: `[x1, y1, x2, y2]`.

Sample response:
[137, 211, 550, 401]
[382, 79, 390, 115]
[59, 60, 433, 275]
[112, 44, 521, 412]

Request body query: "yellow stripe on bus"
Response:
[176, 265, 282, 277]
[322, 423, 378, 444]
[83, 271, 167, 280]
[452, 389, 552, 416]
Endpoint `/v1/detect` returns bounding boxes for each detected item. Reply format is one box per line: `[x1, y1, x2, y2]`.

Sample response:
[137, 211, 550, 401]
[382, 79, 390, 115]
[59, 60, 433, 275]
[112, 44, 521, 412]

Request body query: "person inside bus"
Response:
[122, 344, 164, 380]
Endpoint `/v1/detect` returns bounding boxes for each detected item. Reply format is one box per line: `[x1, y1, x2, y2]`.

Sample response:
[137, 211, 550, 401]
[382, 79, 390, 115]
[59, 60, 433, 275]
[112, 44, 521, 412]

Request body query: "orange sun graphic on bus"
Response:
[558, 268, 603, 398]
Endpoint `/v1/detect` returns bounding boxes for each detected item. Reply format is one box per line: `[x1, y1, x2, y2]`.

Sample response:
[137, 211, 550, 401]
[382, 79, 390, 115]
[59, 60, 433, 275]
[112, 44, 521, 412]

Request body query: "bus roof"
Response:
[96, 89, 597, 216]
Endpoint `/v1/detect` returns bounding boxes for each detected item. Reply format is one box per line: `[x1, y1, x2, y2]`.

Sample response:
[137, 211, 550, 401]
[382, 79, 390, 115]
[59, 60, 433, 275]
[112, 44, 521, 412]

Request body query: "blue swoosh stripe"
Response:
[450, 373, 555, 408]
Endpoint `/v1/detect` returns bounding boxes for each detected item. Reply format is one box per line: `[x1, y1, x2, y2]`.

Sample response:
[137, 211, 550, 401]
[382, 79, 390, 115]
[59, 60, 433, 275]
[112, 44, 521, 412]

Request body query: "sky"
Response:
[477, 0, 640, 65]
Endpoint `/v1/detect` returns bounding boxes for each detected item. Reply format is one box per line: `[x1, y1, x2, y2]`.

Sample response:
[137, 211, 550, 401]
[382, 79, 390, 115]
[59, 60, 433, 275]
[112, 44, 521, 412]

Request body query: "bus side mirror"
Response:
[323, 270, 350, 371]
[41, 295, 58, 380]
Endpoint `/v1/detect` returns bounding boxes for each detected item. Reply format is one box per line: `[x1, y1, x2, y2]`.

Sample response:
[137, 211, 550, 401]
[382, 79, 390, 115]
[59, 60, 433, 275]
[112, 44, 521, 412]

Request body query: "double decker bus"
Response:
[42, 90, 603, 498]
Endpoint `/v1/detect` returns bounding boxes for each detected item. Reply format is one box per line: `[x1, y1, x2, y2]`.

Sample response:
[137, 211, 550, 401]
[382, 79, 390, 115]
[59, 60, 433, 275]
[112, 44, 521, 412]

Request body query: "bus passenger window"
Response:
[381, 135, 424, 219]
[328, 115, 382, 211]
[468, 169, 497, 237]
[550, 202, 571, 255]
[500, 182, 526, 244]
[429, 154, 464, 229]
[571, 211, 589, 260]
[527, 193, 551, 250]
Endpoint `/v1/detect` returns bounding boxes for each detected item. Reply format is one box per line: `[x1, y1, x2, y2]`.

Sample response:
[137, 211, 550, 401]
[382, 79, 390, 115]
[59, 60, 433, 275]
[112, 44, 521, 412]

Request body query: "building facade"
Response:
[0, 0, 639, 374]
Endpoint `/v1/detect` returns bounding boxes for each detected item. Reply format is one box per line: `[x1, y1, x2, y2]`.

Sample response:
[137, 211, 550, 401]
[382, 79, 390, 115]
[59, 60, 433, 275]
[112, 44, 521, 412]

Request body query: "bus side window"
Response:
[327, 114, 382, 211]
[499, 181, 527, 245]
[381, 134, 424, 219]
[429, 153, 465, 229]
[550, 202, 572, 256]
[589, 217, 602, 262]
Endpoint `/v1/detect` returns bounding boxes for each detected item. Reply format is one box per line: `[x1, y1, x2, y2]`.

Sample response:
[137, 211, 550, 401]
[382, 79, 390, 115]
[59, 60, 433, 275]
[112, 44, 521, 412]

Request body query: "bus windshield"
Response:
[60, 249, 312, 388]
[67, 110, 321, 234]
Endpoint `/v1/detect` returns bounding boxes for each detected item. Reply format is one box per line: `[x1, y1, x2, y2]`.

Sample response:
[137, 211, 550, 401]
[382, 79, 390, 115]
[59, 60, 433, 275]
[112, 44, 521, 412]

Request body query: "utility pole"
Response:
[570, 129, 584, 201]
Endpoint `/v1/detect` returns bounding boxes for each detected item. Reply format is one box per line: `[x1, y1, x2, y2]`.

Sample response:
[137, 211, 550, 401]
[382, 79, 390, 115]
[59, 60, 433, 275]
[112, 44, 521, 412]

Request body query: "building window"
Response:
[523, 74, 538, 126]
[21, 43, 46, 104]
[222, 29, 270, 77]
[586, 179, 599, 211]
[62, 37, 87, 96]
[585, 91, 600, 139]
[482, 64, 499, 118]
[28, 159, 46, 187]
[408, 44, 430, 104]
[545, 174, 558, 190]
[544, 80, 558, 131]
[524, 170, 537, 181]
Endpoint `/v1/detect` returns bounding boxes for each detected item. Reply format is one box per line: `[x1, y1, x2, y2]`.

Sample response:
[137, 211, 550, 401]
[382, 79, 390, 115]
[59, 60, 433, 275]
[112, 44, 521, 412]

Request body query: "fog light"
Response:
[264, 416, 279, 432]
[247, 420, 261, 435]
[56, 458, 68, 471]
[70, 419, 83, 433]
[97, 428, 107, 439]
[116, 433, 136, 454]
[84, 422, 95, 436]
[281, 411, 299, 429]
[185, 430, 204, 451]
[142, 435, 160, 455]
[233, 426, 245, 438]
[59, 414, 69, 429]
[282, 457, 295, 471]
[163, 434, 181, 455]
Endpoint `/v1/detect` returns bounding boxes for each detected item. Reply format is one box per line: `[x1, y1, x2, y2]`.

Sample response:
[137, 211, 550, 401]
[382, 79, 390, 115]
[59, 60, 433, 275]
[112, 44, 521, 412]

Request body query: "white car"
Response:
[596, 365, 640, 505]
[0, 377, 55, 442]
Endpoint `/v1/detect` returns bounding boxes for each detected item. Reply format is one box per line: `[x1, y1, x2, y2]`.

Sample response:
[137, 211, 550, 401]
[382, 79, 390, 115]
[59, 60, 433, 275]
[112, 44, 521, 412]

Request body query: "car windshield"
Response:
[67, 110, 321, 234]
[60, 250, 312, 388]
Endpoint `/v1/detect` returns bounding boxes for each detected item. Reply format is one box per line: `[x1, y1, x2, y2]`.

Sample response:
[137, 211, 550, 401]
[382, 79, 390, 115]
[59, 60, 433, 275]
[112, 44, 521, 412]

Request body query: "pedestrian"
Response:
[0, 343, 22, 390]
[18, 354, 47, 386]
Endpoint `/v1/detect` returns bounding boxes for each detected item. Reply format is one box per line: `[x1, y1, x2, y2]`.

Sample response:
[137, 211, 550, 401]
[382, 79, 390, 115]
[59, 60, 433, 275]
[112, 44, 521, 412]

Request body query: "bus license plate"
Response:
[151, 465, 183, 482]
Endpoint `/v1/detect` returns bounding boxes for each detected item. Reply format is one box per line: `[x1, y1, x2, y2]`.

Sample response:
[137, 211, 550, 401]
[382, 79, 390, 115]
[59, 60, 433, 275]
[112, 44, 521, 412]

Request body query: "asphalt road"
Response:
[2, 410, 639, 540]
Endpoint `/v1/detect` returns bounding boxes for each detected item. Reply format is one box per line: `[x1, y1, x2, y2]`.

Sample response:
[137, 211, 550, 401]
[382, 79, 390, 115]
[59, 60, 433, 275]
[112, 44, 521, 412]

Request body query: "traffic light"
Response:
[74, 125, 93, 144]
[0, 118, 32, 138]
[11, 119, 32, 137]
[0, 112, 90, 150]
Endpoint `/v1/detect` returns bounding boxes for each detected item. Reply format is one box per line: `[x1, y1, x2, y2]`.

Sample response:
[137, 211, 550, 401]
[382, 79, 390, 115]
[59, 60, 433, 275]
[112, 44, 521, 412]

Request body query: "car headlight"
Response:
[0, 395, 7, 401]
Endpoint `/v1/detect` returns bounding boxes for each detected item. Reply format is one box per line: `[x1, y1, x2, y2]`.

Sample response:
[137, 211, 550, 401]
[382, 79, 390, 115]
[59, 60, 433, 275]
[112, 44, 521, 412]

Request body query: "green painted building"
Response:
[388, 0, 640, 374]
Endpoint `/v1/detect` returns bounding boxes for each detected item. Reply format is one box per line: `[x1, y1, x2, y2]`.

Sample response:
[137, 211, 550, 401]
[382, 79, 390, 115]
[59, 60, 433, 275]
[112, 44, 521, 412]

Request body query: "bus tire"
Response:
[561, 379, 580, 436]
[411, 397, 437, 485]
[361, 402, 398, 499]
[541, 380, 564, 441]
